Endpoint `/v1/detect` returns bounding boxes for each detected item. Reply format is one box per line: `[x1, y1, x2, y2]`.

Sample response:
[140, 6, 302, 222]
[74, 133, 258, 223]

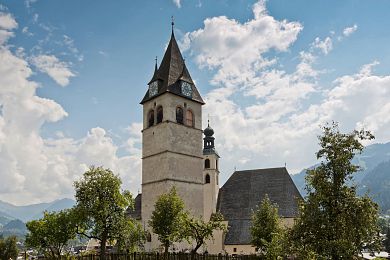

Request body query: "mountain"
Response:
[291, 142, 390, 213]
[0, 198, 75, 222]
[0, 219, 27, 238]
[359, 160, 390, 214]
[0, 211, 15, 227]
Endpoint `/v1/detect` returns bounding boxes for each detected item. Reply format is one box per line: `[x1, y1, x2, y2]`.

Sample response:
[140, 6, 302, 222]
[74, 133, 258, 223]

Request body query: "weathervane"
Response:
[171, 16, 175, 32]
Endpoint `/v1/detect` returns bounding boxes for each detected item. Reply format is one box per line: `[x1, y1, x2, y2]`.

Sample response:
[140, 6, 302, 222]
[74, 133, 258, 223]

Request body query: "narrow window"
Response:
[186, 110, 194, 127]
[176, 106, 183, 124]
[157, 106, 163, 124]
[147, 232, 152, 242]
[148, 110, 154, 127]
[205, 159, 210, 169]
[205, 174, 210, 184]
[216, 159, 218, 170]
[233, 248, 237, 253]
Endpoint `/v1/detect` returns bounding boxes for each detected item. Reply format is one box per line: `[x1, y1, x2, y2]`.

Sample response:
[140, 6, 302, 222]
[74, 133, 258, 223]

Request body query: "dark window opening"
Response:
[205, 159, 210, 169]
[216, 159, 218, 170]
[233, 248, 237, 253]
[157, 106, 163, 124]
[176, 107, 183, 124]
[205, 174, 210, 184]
[147, 232, 152, 242]
[148, 110, 154, 127]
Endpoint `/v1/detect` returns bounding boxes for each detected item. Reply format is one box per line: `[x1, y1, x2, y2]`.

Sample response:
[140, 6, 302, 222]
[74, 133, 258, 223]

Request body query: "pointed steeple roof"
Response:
[141, 29, 204, 104]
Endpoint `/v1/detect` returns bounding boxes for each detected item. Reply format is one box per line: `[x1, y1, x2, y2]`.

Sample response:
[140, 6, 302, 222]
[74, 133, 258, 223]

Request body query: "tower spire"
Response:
[171, 16, 175, 36]
[141, 19, 205, 105]
[154, 56, 158, 72]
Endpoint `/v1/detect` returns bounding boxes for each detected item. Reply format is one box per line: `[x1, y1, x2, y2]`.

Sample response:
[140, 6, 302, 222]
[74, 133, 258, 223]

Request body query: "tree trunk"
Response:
[100, 231, 108, 260]
[192, 242, 202, 254]
[164, 242, 169, 253]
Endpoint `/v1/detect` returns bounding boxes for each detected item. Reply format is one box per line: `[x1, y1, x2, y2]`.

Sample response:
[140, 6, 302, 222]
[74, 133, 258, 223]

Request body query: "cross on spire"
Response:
[171, 16, 175, 34]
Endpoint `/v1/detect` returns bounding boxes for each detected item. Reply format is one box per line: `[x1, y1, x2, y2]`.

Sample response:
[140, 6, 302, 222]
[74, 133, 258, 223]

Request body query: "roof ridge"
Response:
[235, 167, 286, 173]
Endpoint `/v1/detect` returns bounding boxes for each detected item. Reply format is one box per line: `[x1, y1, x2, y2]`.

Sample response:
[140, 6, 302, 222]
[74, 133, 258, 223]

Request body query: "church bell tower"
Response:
[203, 121, 220, 220]
[140, 24, 205, 250]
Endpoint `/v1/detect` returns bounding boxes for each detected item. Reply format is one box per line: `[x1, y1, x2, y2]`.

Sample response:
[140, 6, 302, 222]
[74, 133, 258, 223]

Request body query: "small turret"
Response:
[203, 120, 218, 156]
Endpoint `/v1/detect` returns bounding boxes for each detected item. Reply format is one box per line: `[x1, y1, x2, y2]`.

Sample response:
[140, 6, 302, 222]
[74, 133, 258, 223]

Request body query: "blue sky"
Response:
[1, 0, 390, 205]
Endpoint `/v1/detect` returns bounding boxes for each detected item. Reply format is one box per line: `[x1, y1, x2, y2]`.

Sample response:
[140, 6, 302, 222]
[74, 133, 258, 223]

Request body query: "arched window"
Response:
[156, 106, 163, 124]
[176, 106, 183, 124]
[205, 159, 210, 169]
[148, 110, 154, 127]
[205, 174, 210, 184]
[186, 110, 194, 127]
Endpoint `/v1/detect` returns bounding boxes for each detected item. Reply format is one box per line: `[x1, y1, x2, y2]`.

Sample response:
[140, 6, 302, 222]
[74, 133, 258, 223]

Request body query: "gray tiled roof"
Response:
[127, 193, 142, 220]
[217, 167, 302, 245]
[141, 32, 204, 104]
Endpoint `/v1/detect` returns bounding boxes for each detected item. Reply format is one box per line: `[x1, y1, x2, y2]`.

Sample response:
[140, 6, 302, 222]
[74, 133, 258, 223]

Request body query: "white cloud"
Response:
[31, 54, 75, 87]
[0, 12, 17, 44]
[0, 10, 141, 205]
[343, 24, 358, 37]
[0, 12, 17, 30]
[183, 0, 390, 177]
[312, 36, 333, 55]
[172, 0, 181, 8]
[182, 0, 302, 88]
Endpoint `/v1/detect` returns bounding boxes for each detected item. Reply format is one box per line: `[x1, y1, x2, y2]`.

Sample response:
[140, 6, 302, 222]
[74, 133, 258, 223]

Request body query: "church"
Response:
[129, 25, 302, 255]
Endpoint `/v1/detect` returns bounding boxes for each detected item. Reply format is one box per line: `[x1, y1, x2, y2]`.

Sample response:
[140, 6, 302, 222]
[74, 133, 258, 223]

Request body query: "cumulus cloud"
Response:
[183, 0, 390, 177]
[31, 54, 75, 87]
[0, 10, 141, 205]
[182, 0, 302, 88]
[343, 24, 358, 37]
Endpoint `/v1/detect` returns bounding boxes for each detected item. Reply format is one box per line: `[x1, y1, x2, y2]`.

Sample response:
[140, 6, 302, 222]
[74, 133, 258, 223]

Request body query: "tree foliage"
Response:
[291, 122, 381, 259]
[149, 187, 187, 253]
[183, 212, 227, 254]
[0, 236, 18, 260]
[384, 226, 390, 253]
[74, 166, 135, 259]
[116, 218, 145, 253]
[25, 209, 77, 259]
[250, 195, 284, 257]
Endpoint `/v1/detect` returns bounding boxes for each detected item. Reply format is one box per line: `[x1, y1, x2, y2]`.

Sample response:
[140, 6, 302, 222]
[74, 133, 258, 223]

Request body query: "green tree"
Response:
[384, 226, 390, 253]
[116, 218, 145, 253]
[183, 212, 227, 254]
[74, 166, 134, 259]
[25, 209, 77, 259]
[149, 187, 187, 253]
[250, 195, 283, 257]
[0, 236, 18, 260]
[291, 122, 381, 259]
[264, 229, 290, 260]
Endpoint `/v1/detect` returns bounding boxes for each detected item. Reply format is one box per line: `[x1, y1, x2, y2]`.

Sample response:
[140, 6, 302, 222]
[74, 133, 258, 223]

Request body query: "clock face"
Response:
[181, 82, 192, 97]
[149, 81, 158, 97]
